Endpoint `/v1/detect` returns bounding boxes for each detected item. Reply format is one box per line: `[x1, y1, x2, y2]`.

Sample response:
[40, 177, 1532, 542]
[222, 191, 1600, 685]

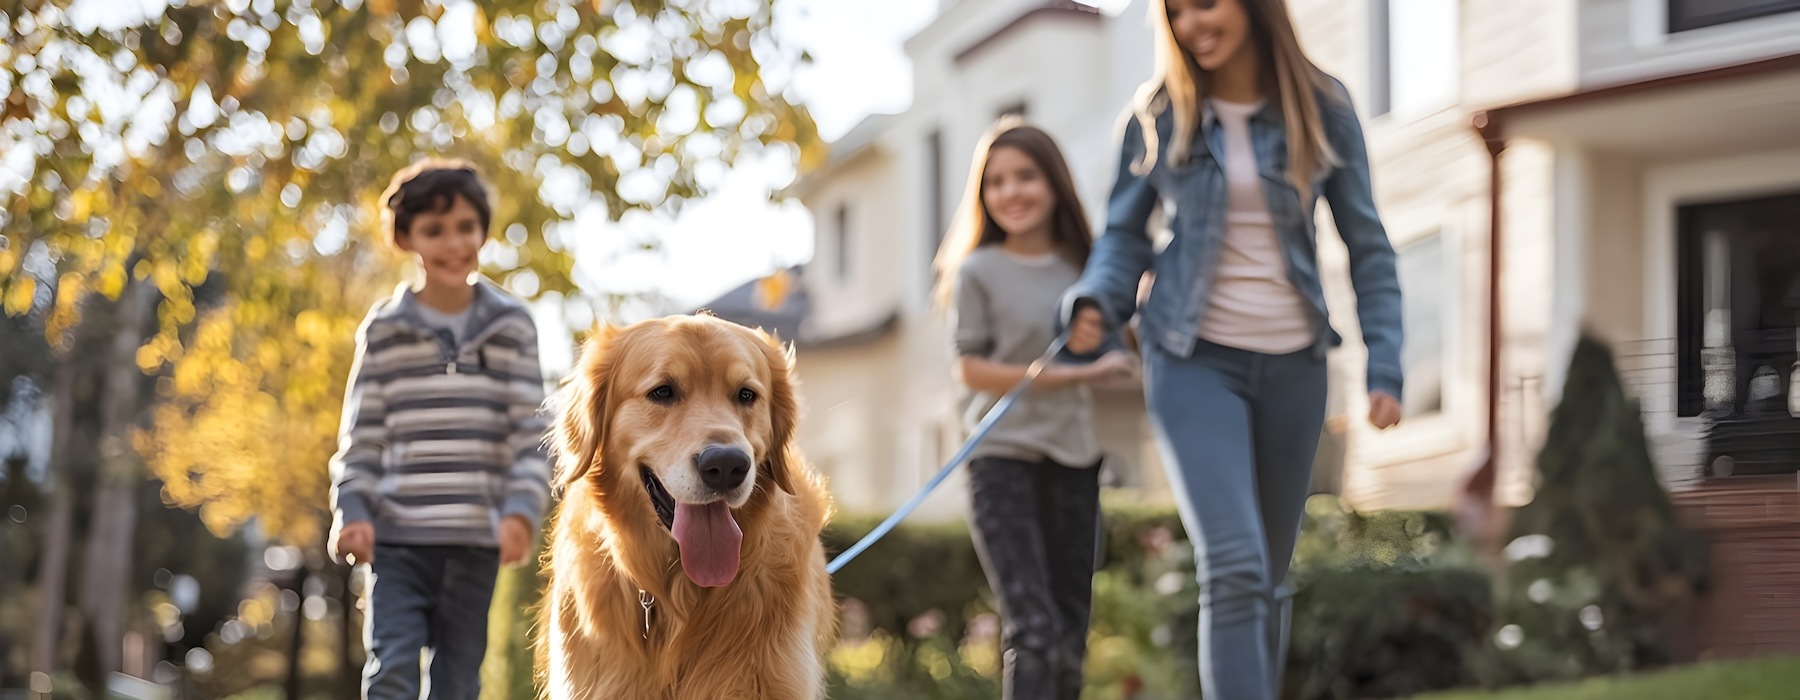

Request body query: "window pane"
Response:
[1397, 233, 1448, 417]
[1387, 0, 1460, 118]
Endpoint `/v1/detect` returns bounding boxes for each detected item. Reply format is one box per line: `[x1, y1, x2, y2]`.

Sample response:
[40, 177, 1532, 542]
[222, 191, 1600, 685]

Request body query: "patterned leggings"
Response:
[966, 456, 1102, 700]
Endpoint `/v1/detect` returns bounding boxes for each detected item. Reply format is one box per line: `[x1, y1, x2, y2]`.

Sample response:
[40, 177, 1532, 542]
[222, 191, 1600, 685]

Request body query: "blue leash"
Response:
[826, 332, 1072, 575]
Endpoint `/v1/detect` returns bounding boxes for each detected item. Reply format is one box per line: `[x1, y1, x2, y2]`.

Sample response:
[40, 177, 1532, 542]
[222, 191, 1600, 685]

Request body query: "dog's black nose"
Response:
[695, 446, 750, 492]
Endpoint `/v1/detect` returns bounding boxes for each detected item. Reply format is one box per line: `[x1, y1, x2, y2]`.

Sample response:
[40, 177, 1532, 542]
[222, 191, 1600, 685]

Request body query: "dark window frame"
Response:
[1369, 0, 1392, 117]
[835, 204, 851, 282]
[924, 128, 945, 286]
[1668, 0, 1800, 32]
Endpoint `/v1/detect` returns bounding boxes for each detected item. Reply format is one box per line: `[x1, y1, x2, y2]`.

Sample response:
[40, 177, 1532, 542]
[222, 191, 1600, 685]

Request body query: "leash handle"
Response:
[1057, 298, 1121, 365]
[826, 332, 1070, 575]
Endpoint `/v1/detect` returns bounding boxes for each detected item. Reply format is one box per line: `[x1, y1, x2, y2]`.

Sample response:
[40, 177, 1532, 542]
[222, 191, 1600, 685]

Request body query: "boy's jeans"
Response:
[364, 544, 499, 700]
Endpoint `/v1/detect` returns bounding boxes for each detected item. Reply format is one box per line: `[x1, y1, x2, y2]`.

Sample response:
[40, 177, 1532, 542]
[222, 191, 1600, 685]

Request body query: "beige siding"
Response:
[1579, 0, 1800, 86]
[1464, 0, 1580, 107]
[1297, 0, 1574, 510]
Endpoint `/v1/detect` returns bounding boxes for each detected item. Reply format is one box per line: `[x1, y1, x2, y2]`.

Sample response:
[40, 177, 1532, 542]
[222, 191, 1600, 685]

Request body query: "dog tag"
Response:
[639, 590, 654, 639]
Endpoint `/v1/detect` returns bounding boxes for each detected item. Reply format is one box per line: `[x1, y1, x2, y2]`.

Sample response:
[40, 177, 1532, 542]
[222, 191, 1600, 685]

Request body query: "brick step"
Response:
[1669, 476, 1800, 659]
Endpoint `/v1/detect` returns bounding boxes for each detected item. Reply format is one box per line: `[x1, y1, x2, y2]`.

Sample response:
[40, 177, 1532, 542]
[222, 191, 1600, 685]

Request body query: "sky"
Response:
[541, 0, 940, 371]
[566, 0, 939, 313]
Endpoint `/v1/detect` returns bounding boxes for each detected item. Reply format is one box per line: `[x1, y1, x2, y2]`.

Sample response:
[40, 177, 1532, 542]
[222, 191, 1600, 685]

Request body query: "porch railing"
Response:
[1614, 337, 1800, 481]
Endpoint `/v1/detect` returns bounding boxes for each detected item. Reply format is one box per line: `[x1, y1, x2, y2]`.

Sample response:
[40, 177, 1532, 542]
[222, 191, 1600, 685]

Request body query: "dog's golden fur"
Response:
[537, 315, 836, 699]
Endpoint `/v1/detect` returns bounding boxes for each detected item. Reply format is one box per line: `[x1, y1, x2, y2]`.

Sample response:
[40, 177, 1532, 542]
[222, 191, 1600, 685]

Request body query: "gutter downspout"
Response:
[1465, 111, 1507, 526]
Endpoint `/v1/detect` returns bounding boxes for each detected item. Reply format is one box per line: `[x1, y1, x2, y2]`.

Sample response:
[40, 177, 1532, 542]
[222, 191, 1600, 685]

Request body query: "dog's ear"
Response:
[758, 330, 801, 496]
[551, 324, 621, 498]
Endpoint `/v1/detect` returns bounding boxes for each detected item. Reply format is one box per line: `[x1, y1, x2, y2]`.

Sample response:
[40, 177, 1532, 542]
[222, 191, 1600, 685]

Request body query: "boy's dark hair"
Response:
[379, 158, 493, 246]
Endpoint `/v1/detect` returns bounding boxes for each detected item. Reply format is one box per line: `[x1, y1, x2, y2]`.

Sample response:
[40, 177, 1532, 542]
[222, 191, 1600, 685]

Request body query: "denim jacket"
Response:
[1063, 78, 1404, 399]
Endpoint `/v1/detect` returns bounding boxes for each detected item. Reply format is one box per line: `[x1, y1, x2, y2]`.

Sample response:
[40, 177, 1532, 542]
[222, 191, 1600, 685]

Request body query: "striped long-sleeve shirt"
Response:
[328, 279, 553, 548]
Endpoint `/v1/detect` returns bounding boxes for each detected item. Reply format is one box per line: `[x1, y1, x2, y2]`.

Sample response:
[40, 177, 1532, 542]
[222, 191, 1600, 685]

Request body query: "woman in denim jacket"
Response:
[1062, 1, 1404, 698]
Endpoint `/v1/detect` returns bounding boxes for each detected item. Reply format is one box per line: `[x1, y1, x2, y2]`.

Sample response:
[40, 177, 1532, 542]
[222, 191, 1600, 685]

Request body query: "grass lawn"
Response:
[1414, 656, 1800, 700]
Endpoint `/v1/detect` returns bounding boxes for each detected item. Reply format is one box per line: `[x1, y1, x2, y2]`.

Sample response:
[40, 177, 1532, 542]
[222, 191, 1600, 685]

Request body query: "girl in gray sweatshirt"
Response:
[932, 117, 1134, 700]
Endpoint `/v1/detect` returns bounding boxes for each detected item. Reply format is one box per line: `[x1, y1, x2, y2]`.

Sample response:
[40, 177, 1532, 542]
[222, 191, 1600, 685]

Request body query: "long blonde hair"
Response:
[1134, 0, 1339, 199]
[931, 117, 1093, 310]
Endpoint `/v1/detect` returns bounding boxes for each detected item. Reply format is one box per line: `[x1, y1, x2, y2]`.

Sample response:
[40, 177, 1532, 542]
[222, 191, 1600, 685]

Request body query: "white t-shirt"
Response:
[1196, 98, 1315, 354]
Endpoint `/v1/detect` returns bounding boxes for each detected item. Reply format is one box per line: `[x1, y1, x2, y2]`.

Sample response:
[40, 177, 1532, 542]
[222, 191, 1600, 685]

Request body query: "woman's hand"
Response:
[1066, 305, 1107, 356]
[1368, 391, 1402, 430]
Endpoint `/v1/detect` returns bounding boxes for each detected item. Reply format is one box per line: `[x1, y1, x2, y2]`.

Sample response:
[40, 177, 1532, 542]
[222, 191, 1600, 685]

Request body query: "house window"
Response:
[834, 204, 852, 282]
[1368, 0, 1460, 118]
[1668, 0, 1800, 32]
[1396, 232, 1450, 418]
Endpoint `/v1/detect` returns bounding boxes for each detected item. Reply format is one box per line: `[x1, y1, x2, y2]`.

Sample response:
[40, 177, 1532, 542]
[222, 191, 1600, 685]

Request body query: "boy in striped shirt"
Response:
[327, 159, 552, 699]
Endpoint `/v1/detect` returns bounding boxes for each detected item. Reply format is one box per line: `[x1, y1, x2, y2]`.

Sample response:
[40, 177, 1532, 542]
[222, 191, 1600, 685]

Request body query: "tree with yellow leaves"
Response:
[1, 0, 820, 687]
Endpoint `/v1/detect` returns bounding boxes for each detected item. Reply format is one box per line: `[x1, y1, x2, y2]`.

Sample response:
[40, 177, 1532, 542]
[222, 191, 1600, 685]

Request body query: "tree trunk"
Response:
[30, 361, 77, 688]
[76, 279, 154, 679]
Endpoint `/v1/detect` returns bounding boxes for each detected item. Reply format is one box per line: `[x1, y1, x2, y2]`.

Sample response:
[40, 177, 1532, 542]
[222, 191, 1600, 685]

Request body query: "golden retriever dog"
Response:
[538, 314, 837, 699]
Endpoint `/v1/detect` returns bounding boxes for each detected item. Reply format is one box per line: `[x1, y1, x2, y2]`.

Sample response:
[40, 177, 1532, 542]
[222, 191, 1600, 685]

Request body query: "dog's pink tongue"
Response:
[672, 501, 741, 587]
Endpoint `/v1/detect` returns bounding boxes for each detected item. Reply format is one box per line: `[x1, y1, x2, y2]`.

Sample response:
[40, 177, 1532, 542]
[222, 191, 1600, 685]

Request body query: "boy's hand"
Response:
[499, 515, 534, 567]
[330, 520, 375, 566]
[1369, 391, 1403, 430]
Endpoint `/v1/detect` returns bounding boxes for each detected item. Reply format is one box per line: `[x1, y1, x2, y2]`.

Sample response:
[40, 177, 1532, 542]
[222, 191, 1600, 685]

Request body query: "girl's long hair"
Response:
[1133, 0, 1339, 199]
[931, 117, 1093, 310]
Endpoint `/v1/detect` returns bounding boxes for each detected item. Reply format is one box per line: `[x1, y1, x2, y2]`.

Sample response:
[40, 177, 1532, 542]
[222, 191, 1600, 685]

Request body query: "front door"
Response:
[1676, 192, 1800, 476]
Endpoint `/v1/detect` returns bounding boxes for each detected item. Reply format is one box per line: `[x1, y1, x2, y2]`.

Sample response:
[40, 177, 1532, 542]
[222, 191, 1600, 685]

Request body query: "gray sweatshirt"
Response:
[950, 247, 1101, 468]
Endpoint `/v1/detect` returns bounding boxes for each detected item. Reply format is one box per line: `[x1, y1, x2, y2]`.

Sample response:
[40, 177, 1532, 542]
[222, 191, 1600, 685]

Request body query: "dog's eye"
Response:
[737, 388, 757, 405]
[648, 385, 676, 402]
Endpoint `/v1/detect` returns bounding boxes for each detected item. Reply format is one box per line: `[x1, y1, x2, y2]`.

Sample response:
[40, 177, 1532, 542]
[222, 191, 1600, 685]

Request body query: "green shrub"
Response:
[820, 496, 1499, 700]
[1495, 336, 1709, 683]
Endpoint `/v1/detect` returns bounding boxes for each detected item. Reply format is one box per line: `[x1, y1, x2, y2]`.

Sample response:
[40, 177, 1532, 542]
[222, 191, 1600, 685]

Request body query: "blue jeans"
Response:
[1143, 340, 1327, 700]
[364, 544, 499, 700]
